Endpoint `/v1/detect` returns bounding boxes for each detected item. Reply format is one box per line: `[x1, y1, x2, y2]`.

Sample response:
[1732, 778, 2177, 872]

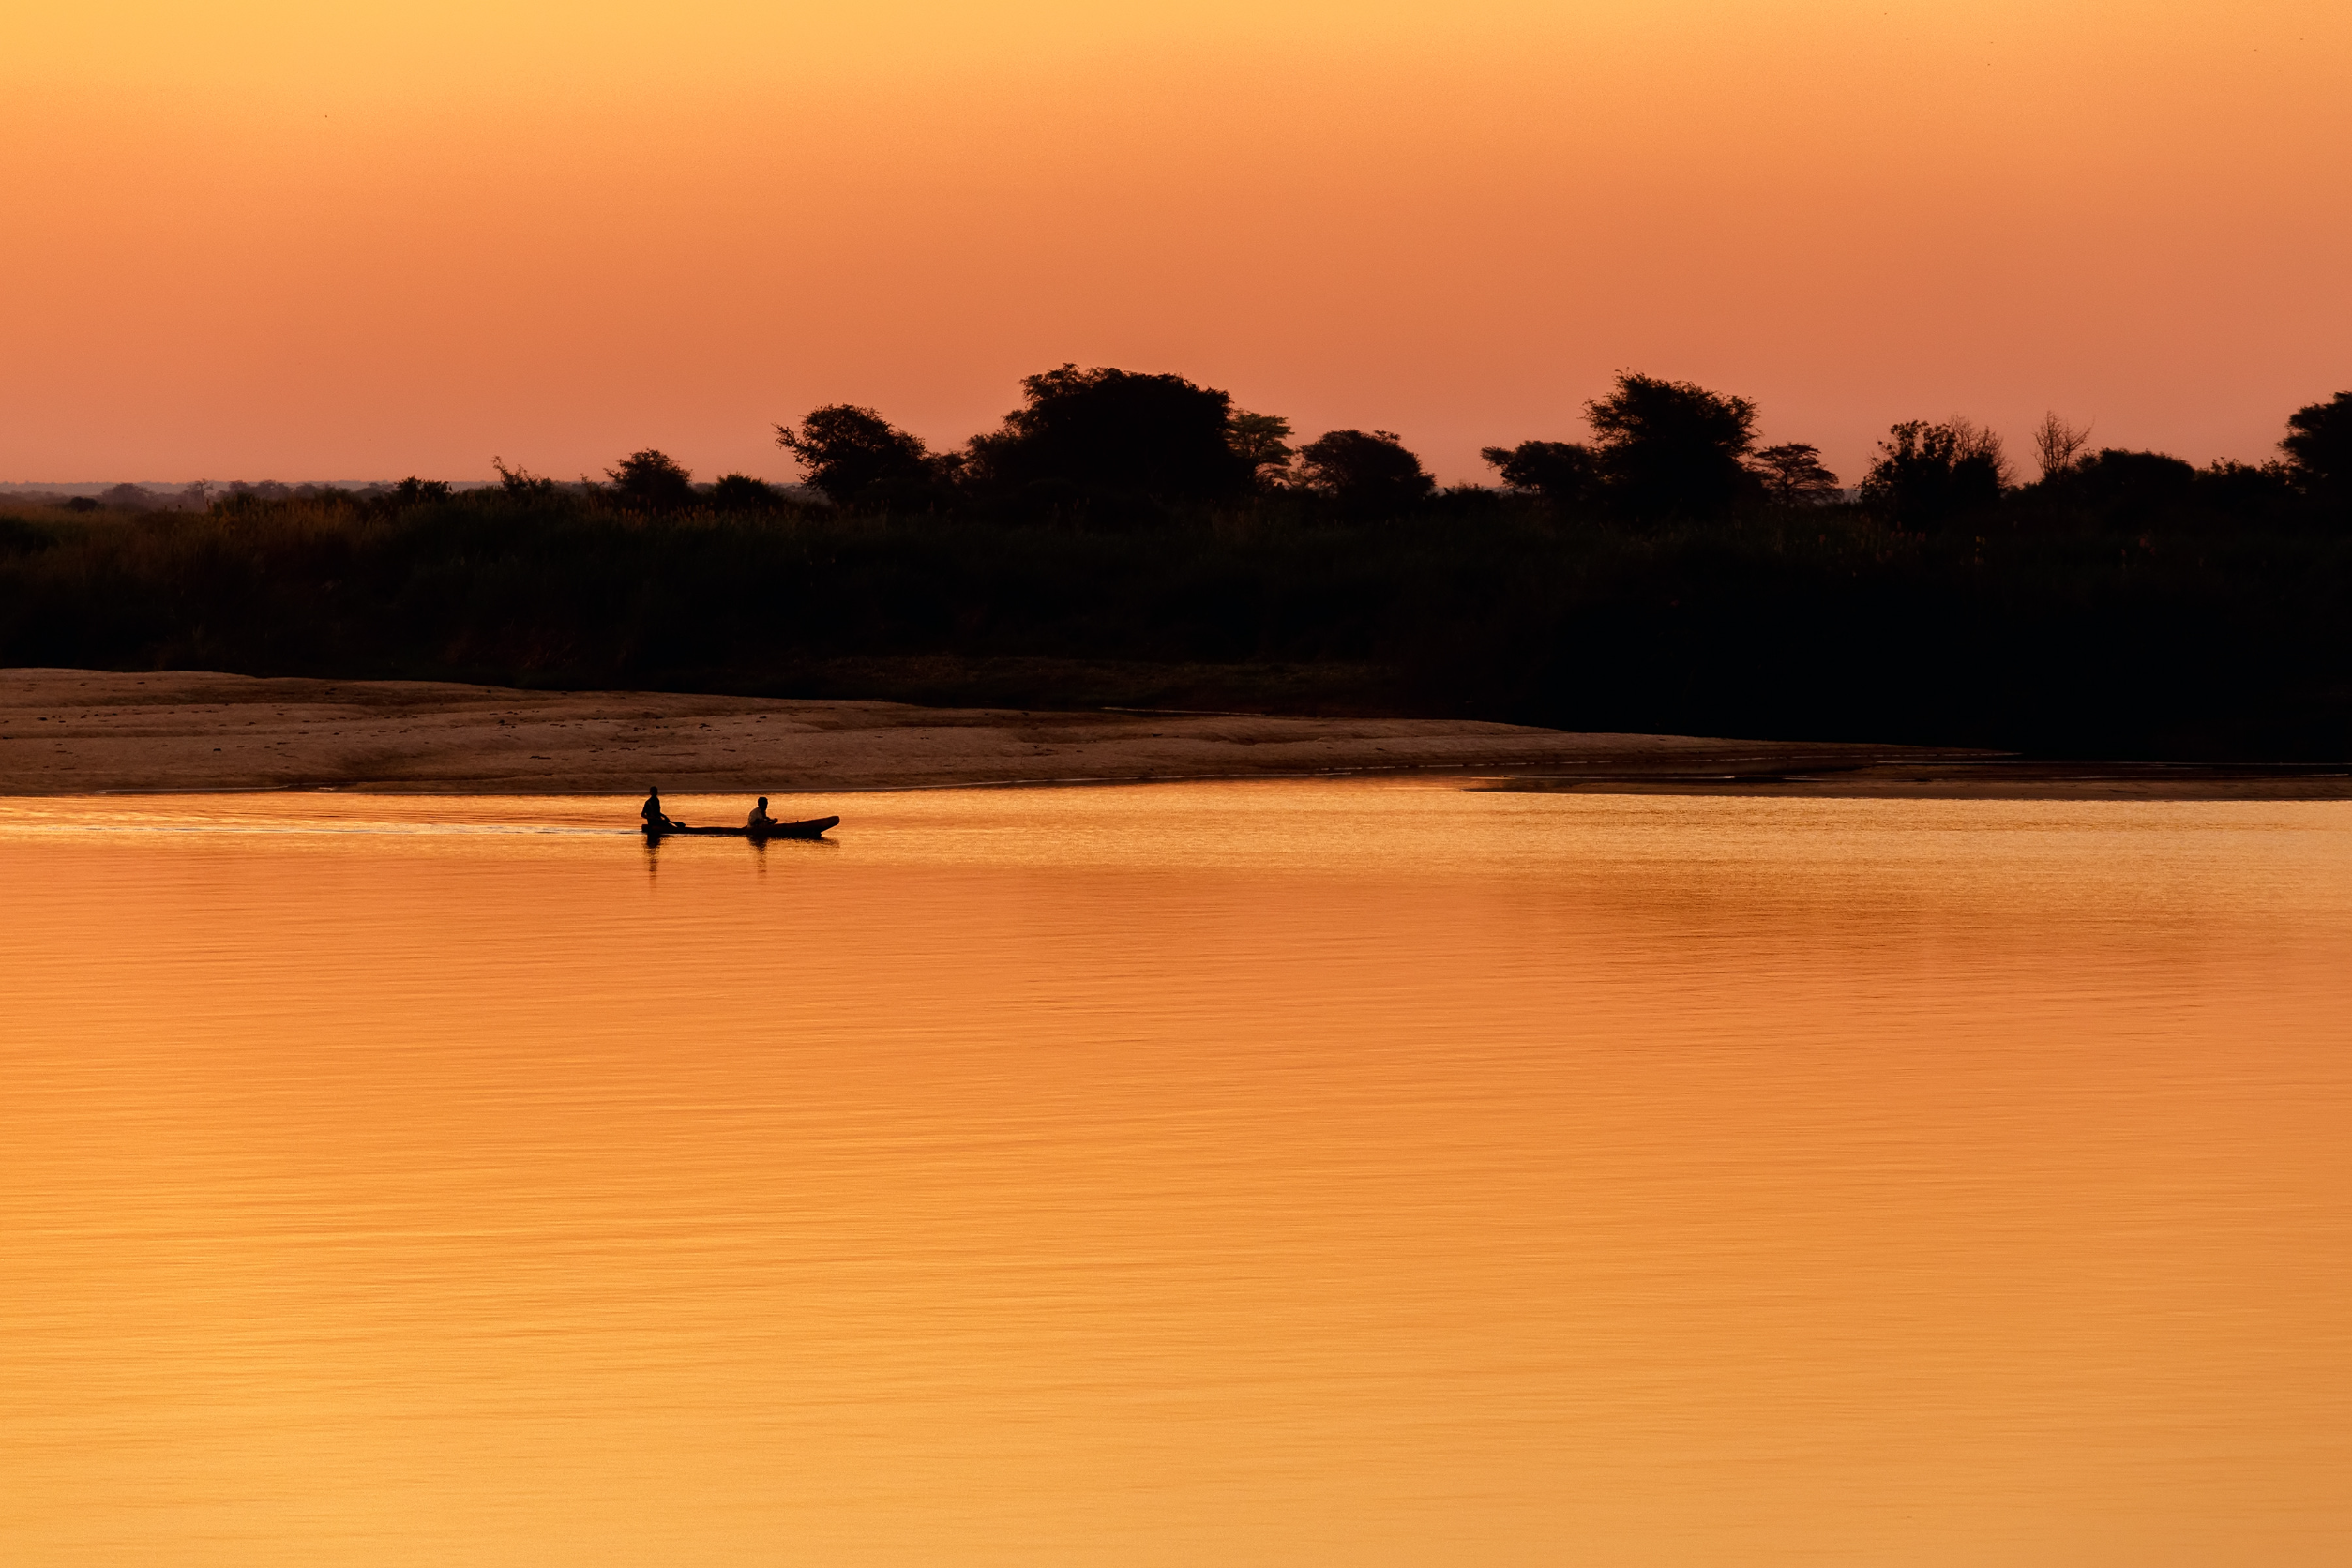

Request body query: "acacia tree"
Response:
[1584, 373, 1760, 520]
[1746, 443, 1841, 506]
[776, 405, 939, 506]
[1228, 411, 1297, 488]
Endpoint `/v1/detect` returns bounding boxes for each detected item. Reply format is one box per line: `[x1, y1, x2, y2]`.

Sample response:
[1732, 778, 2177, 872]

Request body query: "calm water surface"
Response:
[3, 781, 2348, 1565]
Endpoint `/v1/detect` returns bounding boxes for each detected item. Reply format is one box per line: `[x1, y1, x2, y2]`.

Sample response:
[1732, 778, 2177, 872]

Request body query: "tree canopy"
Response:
[1858, 421, 2006, 529]
[1481, 440, 1603, 506]
[776, 405, 939, 507]
[963, 364, 1256, 501]
[1747, 444, 1841, 506]
[1585, 373, 1759, 520]
[2284, 391, 2352, 515]
[1297, 429, 1435, 514]
[1228, 411, 1297, 487]
[605, 450, 693, 510]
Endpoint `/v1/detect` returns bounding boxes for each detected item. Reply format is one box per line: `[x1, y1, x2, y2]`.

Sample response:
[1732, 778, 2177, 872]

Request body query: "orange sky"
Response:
[4, 1, 2347, 486]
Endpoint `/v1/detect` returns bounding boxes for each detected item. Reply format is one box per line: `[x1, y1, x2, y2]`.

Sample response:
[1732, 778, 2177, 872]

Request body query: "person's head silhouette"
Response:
[757, 796, 768, 809]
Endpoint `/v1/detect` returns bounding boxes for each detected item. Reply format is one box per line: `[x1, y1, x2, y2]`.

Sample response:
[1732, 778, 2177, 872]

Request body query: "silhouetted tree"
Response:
[2195, 458, 2299, 520]
[1229, 410, 1296, 488]
[776, 405, 939, 507]
[1584, 373, 1759, 520]
[2283, 391, 2352, 517]
[493, 459, 559, 499]
[1481, 440, 1603, 507]
[99, 483, 155, 511]
[605, 450, 695, 510]
[708, 474, 784, 511]
[2031, 412, 2093, 480]
[1297, 429, 1435, 515]
[2020, 447, 2221, 530]
[392, 477, 453, 504]
[964, 364, 1255, 501]
[1859, 420, 2007, 529]
[2061, 449, 2195, 506]
[1952, 418, 2013, 485]
[1746, 443, 1841, 506]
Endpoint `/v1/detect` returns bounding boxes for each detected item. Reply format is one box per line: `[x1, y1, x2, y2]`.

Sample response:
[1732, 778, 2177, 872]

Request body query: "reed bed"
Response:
[3, 489, 2344, 758]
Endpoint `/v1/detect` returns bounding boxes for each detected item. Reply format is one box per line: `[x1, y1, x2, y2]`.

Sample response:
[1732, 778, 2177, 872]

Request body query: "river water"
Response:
[3, 781, 2348, 1565]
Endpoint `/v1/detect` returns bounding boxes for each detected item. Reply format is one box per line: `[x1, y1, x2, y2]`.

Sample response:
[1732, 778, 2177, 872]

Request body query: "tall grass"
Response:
[2, 490, 2345, 758]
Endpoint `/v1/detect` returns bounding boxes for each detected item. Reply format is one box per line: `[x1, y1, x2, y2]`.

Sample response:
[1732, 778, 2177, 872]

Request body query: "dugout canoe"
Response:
[642, 816, 838, 841]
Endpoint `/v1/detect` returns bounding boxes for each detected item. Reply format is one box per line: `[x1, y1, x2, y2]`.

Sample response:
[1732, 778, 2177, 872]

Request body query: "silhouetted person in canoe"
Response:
[746, 796, 781, 833]
[642, 787, 680, 833]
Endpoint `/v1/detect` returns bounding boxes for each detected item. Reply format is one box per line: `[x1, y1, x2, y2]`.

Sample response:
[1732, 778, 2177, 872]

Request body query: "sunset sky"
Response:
[6, 1, 2347, 487]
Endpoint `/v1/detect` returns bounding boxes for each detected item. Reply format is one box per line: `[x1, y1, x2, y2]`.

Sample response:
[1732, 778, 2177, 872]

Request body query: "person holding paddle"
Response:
[641, 786, 680, 833]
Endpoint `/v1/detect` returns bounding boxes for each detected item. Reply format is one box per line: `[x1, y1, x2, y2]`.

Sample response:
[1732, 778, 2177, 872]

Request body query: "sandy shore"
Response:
[8, 668, 2343, 798]
[2, 668, 1976, 794]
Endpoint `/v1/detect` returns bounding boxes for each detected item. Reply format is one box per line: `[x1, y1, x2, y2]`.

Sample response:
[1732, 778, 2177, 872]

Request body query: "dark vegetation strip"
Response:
[4, 489, 2347, 760]
[6, 369, 2347, 760]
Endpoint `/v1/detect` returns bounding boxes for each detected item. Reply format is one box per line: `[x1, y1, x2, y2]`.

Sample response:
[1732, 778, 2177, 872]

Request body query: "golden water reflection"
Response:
[3, 783, 2348, 1565]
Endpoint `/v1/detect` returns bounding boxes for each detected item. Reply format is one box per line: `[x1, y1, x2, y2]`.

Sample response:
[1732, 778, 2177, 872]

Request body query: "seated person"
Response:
[746, 796, 780, 832]
[641, 786, 676, 831]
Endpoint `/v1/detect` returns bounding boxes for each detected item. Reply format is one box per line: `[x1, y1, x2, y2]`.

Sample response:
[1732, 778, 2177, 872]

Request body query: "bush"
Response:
[708, 474, 785, 511]
[1859, 420, 2006, 530]
[605, 450, 695, 511]
[2036, 449, 2194, 521]
[0, 513, 55, 553]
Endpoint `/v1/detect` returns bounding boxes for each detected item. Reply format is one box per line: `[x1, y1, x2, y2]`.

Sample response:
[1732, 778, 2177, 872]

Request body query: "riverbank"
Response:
[3, 668, 1969, 794]
[10, 669, 2346, 798]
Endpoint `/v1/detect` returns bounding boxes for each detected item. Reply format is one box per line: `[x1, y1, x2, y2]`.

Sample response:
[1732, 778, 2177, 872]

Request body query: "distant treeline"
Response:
[4, 368, 2348, 759]
[761, 369, 2349, 537]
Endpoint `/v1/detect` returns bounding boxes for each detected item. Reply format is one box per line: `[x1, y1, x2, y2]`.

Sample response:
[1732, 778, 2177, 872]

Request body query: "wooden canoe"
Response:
[642, 816, 838, 841]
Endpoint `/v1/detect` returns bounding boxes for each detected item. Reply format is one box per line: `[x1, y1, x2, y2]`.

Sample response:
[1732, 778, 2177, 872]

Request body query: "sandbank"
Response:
[6, 669, 2343, 799]
[4, 668, 1970, 795]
